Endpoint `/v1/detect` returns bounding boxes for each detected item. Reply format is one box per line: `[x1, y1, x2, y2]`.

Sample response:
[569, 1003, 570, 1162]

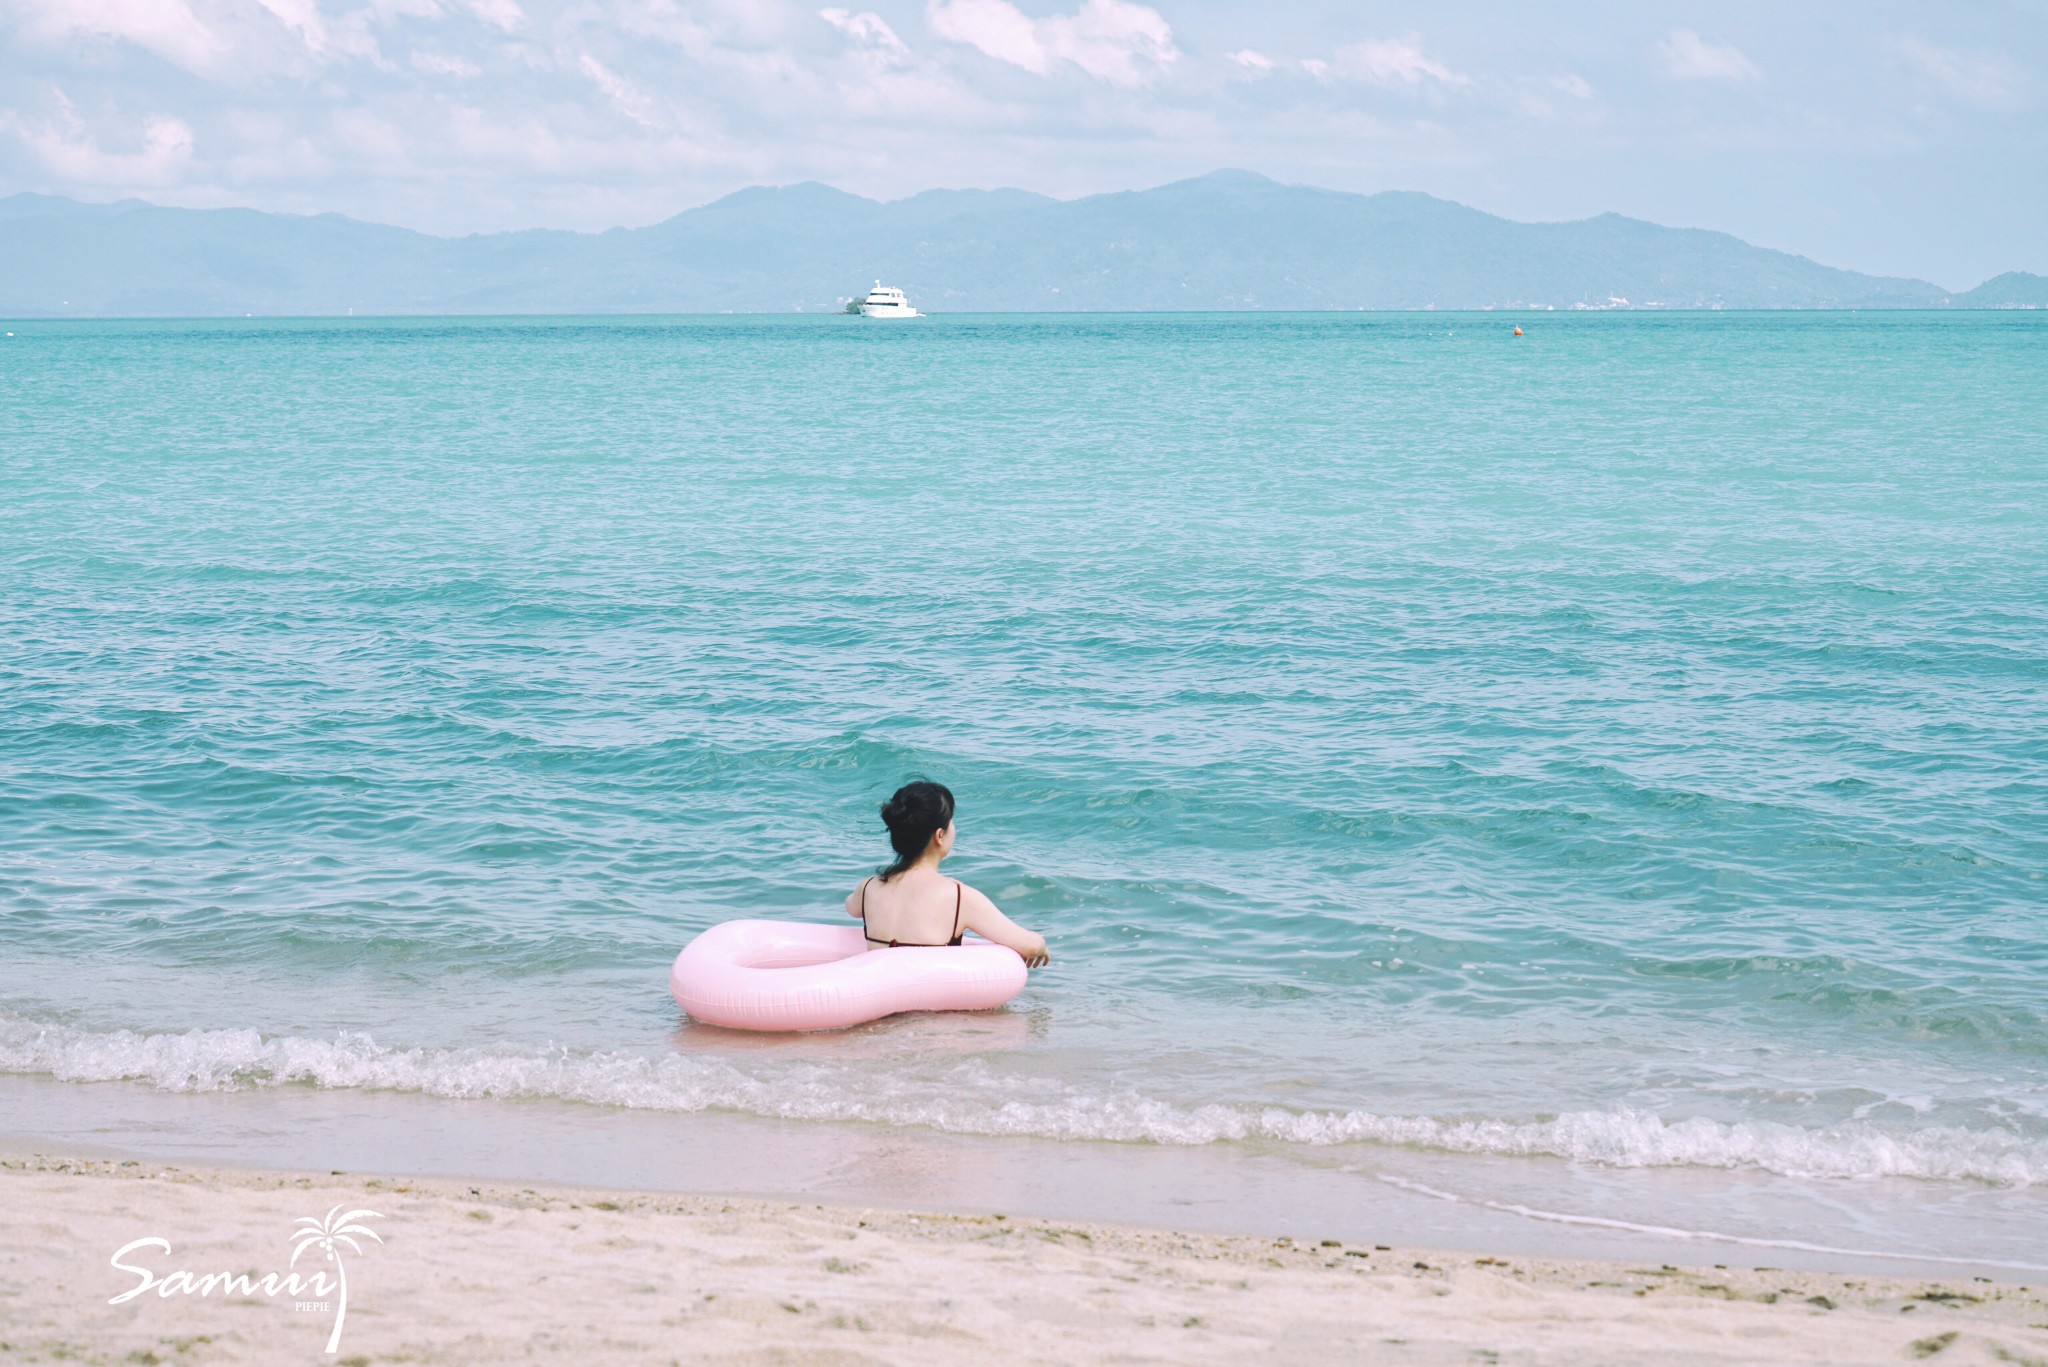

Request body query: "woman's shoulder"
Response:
[952, 878, 999, 910]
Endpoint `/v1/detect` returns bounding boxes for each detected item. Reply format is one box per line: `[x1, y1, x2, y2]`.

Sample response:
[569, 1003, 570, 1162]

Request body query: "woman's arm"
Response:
[957, 884, 1049, 967]
[844, 879, 868, 920]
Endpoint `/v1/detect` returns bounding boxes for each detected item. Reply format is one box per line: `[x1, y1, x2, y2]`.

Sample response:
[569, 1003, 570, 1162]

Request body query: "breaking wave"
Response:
[5, 1012, 2043, 1187]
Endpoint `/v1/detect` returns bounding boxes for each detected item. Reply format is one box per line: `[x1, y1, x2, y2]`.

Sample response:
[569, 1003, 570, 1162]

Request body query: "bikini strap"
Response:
[952, 880, 963, 942]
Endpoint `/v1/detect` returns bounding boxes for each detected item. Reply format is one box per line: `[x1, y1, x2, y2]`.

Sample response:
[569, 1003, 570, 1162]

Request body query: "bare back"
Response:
[854, 869, 964, 949]
[843, 869, 1047, 965]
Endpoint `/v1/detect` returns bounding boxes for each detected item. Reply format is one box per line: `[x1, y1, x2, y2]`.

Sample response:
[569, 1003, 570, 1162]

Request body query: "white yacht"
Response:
[855, 282, 921, 318]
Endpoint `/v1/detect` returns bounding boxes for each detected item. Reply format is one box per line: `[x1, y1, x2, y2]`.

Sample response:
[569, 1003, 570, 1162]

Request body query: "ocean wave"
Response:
[4, 1013, 2044, 1187]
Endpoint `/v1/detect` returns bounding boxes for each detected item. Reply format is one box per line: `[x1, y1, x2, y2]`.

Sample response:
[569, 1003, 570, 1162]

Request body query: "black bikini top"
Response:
[860, 876, 964, 948]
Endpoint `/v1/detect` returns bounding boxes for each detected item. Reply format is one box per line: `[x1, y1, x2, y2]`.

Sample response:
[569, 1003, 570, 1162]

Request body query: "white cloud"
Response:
[927, 0, 1047, 72]
[1228, 48, 1273, 74]
[1515, 70, 1598, 120]
[1, 95, 194, 184]
[1896, 37, 2016, 108]
[820, 8, 909, 62]
[464, 0, 524, 33]
[1332, 36, 1465, 87]
[252, 0, 331, 56]
[578, 52, 665, 129]
[250, 0, 382, 63]
[1660, 29, 1759, 82]
[9, 0, 223, 73]
[926, 0, 1176, 87]
[412, 49, 481, 78]
[213, 106, 326, 184]
[612, 0, 809, 86]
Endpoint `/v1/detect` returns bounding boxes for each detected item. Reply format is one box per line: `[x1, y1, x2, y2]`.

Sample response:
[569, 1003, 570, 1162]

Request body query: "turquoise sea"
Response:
[3, 312, 2045, 1265]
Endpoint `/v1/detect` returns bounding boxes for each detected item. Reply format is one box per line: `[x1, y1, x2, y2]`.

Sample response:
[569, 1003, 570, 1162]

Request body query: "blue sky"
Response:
[2, 0, 2041, 287]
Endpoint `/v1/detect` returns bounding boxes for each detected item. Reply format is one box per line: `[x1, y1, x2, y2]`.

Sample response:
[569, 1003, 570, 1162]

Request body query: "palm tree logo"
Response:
[289, 1205, 384, 1354]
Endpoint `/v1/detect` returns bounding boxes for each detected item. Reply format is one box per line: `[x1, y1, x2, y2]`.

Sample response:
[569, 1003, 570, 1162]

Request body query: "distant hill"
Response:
[0, 171, 2022, 316]
[1953, 272, 2048, 308]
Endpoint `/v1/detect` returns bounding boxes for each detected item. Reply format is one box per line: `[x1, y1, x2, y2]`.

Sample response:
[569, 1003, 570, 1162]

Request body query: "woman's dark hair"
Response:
[877, 780, 954, 882]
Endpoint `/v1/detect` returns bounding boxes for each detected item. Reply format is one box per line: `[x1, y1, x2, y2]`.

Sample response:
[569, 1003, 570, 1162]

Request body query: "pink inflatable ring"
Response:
[669, 920, 1028, 1032]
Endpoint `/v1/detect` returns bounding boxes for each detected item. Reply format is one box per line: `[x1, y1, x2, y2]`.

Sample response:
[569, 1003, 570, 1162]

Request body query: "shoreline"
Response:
[6, 1151, 2046, 1365]
[9, 1072, 2045, 1286]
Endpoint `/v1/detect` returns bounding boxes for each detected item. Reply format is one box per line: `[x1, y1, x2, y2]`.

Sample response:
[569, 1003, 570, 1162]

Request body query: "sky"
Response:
[1, 0, 2042, 288]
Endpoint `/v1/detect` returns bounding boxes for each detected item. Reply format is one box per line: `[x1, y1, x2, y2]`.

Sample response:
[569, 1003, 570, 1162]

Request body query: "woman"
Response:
[845, 780, 1050, 968]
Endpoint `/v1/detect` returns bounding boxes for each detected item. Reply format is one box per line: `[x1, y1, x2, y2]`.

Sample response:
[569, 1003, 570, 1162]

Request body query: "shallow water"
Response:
[2, 312, 2045, 1258]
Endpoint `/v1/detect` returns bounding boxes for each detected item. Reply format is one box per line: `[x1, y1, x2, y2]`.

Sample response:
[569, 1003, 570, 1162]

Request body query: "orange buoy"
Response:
[1513, 327, 1523, 336]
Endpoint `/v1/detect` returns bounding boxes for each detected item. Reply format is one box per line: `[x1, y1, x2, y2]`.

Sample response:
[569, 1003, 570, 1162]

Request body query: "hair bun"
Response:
[874, 779, 956, 881]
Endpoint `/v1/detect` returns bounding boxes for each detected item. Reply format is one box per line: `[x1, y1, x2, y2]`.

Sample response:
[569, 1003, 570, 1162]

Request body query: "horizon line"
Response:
[6, 306, 2040, 324]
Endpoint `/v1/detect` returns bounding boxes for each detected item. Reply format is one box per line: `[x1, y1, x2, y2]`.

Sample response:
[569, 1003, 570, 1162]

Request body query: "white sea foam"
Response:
[1375, 1174, 2048, 1272]
[4, 1013, 2044, 1187]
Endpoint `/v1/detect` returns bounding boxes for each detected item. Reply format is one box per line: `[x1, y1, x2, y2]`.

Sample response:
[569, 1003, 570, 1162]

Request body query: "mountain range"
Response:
[3, 170, 2042, 316]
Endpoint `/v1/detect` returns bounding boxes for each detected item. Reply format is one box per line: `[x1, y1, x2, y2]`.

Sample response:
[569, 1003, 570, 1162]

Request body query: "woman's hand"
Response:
[1019, 934, 1050, 969]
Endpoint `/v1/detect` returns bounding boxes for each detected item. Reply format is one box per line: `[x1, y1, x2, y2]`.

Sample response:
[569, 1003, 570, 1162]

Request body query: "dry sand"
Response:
[2, 1152, 2044, 1366]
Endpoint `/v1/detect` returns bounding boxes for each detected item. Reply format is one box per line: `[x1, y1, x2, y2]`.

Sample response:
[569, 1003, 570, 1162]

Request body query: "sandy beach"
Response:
[2, 1153, 2043, 1366]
